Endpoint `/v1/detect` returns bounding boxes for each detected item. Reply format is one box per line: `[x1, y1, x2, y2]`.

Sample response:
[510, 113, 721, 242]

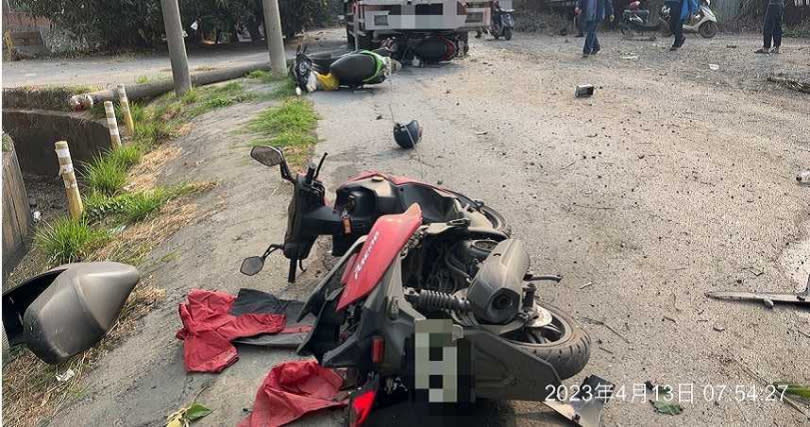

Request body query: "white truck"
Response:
[343, 0, 493, 63]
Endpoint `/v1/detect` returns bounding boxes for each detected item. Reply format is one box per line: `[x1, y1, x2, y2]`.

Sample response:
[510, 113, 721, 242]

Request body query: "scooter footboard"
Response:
[464, 329, 562, 401]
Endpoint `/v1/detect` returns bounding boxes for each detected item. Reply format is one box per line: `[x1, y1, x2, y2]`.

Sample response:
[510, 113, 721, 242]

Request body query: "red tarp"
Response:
[176, 289, 285, 373]
[239, 360, 347, 427]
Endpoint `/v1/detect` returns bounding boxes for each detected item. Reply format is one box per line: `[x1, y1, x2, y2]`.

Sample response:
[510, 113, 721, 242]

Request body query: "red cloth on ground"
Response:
[238, 360, 347, 427]
[176, 289, 285, 373]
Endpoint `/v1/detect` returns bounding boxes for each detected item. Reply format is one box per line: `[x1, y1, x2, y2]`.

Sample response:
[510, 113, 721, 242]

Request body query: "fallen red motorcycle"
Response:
[242, 146, 611, 425]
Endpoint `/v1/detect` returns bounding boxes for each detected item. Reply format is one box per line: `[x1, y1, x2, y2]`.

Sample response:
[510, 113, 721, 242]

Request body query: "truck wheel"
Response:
[699, 21, 717, 38]
[502, 303, 591, 380]
[504, 28, 512, 40]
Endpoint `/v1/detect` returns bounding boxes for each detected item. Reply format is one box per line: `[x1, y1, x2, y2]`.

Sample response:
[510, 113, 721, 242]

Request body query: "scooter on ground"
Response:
[241, 146, 612, 426]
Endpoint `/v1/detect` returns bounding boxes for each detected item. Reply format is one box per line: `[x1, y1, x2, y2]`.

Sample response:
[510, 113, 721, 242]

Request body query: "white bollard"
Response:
[116, 85, 135, 137]
[104, 101, 122, 149]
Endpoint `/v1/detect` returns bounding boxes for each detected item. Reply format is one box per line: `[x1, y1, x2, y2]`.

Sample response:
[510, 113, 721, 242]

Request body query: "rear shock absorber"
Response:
[404, 288, 471, 313]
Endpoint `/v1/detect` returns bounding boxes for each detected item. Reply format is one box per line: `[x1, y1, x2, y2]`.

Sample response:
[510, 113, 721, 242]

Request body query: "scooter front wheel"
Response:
[504, 27, 512, 40]
[501, 303, 591, 380]
[699, 21, 718, 38]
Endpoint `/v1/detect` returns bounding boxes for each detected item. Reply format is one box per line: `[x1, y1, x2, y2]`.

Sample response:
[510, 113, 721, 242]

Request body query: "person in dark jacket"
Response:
[665, 0, 699, 50]
[756, 0, 784, 54]
[575, 0, 614, 57]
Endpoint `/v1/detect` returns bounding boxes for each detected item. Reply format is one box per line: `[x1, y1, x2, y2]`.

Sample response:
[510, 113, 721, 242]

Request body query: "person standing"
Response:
[756, 0, 784, 54]
[665, 0, 698, 50]
[575, 0, 614, 57]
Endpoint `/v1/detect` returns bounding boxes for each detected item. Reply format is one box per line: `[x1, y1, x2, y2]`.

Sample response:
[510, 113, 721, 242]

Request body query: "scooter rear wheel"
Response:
[501, 303, 591, 380]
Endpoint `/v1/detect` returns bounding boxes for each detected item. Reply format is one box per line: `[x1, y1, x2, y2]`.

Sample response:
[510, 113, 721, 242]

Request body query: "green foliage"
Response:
[135, 75, 150, 84]
[650, 400, 683, 415]
[185, 403, 213, 422]
[247, 97, 318, 137]
[246, 97, 318, 166]
[35, 217, 109, 264]
[84, 184, 199, 224]
[2, 131, 12, 152]
[18, 0, 328, 50]
[82, 154, 128, 196]
[108, 143, 145, 169]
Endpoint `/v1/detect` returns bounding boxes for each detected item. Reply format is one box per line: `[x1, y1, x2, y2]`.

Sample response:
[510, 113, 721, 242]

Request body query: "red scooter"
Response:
[242, 146, 611, 426]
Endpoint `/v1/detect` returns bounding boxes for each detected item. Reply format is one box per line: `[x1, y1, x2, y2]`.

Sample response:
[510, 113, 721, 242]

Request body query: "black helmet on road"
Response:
[393, 120, 422, 149]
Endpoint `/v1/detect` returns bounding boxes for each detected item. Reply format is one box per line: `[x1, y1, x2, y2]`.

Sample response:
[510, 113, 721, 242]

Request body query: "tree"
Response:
[19, 0, 327, 50]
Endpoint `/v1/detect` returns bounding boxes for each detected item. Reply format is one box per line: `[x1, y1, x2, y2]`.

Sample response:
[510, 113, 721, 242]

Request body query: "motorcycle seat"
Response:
[329, 53, 377, 86]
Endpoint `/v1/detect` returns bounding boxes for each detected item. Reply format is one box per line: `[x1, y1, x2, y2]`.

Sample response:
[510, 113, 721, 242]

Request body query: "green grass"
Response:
[35, 217, 109, 264]
[245, 97, 319, 167]
[2, 131, 12, 152]
[82, 154, 128, 196]
[107, 143, 145, 168]
[84, 183, 200, 224]
[135, 75, 149, 84]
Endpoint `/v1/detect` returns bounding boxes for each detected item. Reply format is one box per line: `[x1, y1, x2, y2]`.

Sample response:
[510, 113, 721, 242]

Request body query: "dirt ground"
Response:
[4, 28, 809, 426]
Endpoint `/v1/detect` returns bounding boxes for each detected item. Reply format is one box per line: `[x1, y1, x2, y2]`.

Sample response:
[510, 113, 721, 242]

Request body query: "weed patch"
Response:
[245, 97, 319, 167]
[34, 217, 109, 264]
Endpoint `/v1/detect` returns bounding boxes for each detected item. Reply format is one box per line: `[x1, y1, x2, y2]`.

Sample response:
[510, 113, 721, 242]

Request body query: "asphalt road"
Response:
[312, 31, 810, 426]
[1, 32, 344, 89]
[6, 28, 809, 427]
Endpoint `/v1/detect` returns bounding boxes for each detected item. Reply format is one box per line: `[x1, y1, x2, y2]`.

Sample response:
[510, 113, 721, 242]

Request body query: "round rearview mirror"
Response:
[240, 256, 265, 276]
[250, 146, 285, 168]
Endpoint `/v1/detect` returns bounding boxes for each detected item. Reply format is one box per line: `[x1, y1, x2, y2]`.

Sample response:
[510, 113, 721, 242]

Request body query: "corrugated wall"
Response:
[712, 0, 744, 20]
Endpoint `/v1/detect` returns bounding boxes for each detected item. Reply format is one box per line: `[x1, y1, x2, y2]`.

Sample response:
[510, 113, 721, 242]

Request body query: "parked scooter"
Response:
[619, 0, 663, 38]
[660, 0, 718, 38]
[476, 1, 515, 40]
[241, 147, 608, 425]
[291, 45, 400, 95]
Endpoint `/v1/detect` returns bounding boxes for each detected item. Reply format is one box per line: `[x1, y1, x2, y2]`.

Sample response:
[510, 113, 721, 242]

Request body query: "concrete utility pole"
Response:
[160, 0, 191, 95]
[262, 0, 287, 76]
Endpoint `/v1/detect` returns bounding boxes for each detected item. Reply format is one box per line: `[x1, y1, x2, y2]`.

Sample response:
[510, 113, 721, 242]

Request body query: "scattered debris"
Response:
[797, 170, 810, 186]
[651, 400, 683, 415]
[774, 383, 810, 400]
[768, 75, 810, 94]
[708, 64, 720, 71]
[734, 359, 810, 418]
[575, 84, 595, 98]
[705, 274, 810, 308]
[544, 375, 615, 427]
[375, 114, 383, 120]
[580, 281, 594, 289]
[475, 130, 489, 135]
[713, 324, 725, 332]
[32, 210, 41, 223]
[621, 55, 639, 60]
[582, 317, 631, 343]
[726, 44, 738, 48]
[166, 402, 213, 427]
[55, 368, 75, 382]
[599, 346, 614, 354]
[663, 315, 677, 323]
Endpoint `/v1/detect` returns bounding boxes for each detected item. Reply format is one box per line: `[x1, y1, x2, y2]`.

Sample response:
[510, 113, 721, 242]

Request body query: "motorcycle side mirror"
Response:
[250, 146, 293, 182]
[240, 256, 265, 276]
[251, 145, 284, 167]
